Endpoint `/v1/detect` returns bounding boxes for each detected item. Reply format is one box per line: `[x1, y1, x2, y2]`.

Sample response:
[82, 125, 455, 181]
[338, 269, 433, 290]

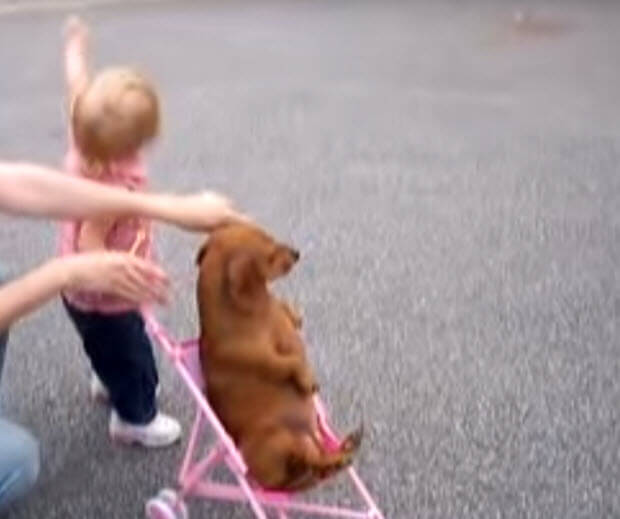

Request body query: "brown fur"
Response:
[196, 224, 362, 491]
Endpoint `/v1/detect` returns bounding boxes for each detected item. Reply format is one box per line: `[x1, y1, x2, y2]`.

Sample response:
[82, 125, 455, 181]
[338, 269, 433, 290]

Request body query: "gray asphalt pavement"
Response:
[2, 1, 620, 517]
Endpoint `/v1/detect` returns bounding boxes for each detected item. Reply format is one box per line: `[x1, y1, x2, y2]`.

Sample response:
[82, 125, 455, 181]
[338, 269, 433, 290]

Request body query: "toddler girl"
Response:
[59, 17, 222, 447]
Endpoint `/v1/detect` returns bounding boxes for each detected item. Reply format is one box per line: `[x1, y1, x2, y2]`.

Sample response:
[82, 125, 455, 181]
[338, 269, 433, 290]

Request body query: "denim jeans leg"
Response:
[0, 269, 9, 387]
[0, 418, 40, 512]
[0, 271, 39, 511]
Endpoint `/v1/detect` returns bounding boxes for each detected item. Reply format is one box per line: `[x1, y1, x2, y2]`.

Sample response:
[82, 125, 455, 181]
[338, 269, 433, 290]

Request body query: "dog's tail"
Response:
[282, 424, 364, 492]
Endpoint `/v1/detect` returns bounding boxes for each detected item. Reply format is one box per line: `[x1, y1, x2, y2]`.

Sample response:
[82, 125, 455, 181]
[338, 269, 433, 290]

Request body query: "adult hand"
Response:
[160, 191, 251, 232]
[60, 252, 169, 305]
[0, 252, 169, 331]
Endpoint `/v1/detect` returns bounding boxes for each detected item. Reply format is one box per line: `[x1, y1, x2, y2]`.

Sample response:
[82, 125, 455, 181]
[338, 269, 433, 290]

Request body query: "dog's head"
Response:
[196, 223, 299, 312]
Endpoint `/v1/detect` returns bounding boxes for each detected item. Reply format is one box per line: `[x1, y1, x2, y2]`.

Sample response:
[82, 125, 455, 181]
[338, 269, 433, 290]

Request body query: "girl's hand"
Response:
[64, 15, 89, 47]
[59, 252, 169, 304]
[64, 15, 90, 103]
[163, 191, 251, 232]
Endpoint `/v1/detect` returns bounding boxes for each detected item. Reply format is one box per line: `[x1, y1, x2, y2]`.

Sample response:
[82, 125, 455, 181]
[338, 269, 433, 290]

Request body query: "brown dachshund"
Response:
[196, 223, 362, 491]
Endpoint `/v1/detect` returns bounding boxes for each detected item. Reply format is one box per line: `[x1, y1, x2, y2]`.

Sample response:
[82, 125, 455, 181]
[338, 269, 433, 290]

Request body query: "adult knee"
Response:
[17, 430, 40, 491]
[0, 420, 40, 511]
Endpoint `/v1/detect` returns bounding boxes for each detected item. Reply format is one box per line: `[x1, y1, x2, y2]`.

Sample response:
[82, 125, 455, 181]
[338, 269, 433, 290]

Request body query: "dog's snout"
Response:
[291, 248, 300, 261]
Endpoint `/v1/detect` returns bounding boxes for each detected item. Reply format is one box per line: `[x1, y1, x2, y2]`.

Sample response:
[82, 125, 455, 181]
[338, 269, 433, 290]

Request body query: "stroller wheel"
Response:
[146, 489, 188, 519]
[145, 498, 175, 519]
[159, 489, 188, 519]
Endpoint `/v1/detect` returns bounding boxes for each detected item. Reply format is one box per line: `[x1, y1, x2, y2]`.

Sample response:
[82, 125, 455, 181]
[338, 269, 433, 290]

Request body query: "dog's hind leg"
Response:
[240, 429, 298, 491]
[282, 426, 364, 492]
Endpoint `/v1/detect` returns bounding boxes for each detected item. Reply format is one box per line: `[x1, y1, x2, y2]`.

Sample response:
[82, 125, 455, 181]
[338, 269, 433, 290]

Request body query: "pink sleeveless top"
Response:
[59, 139, 153, 314]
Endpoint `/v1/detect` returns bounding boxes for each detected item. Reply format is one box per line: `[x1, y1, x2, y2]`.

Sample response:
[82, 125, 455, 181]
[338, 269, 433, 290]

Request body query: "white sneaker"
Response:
[90, 372, 161, 404]
[109, 410, 182, 448]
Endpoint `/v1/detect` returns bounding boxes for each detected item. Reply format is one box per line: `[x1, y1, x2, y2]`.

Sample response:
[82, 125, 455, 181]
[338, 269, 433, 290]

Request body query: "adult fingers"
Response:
[118, 256, 169, 304]
[91, 254, 168, 304]
[124, 259, 169, 305]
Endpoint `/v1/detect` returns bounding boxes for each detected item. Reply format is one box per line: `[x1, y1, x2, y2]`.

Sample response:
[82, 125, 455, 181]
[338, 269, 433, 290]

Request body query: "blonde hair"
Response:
[72, 67, 160, 166]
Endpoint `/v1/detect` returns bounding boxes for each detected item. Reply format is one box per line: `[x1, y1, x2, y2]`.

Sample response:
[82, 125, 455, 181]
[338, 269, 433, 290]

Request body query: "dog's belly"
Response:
[206, 367, 316, 443]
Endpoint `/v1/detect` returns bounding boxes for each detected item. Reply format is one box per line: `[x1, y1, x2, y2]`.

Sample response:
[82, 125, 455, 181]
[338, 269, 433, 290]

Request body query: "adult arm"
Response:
[0, 253, 168, 330]
[0, 161, 245, 231]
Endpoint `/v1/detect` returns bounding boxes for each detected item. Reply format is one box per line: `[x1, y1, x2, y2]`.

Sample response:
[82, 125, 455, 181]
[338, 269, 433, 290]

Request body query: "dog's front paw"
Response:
[282, 301, 303, 329]
[290, 307, 303, 329]
[296, 367, 318, 396]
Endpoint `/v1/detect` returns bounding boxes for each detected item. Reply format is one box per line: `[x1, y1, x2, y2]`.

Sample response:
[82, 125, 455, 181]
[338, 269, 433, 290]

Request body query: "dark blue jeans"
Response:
[62, 299, 159, 425]
[0, 329, 7, 387]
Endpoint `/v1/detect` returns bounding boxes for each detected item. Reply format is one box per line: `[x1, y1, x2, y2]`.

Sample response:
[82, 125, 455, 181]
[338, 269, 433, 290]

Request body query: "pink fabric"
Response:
[59, 140, 152, 314]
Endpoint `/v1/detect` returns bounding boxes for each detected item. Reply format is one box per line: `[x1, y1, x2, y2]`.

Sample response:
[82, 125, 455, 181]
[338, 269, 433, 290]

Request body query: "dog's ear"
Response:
[195, 239, 210, 266]
[226, 251, 266, 311]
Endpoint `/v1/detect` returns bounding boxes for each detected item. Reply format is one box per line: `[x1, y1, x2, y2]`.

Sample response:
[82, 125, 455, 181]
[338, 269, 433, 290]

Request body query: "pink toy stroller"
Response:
[142, 310, 385, 519]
